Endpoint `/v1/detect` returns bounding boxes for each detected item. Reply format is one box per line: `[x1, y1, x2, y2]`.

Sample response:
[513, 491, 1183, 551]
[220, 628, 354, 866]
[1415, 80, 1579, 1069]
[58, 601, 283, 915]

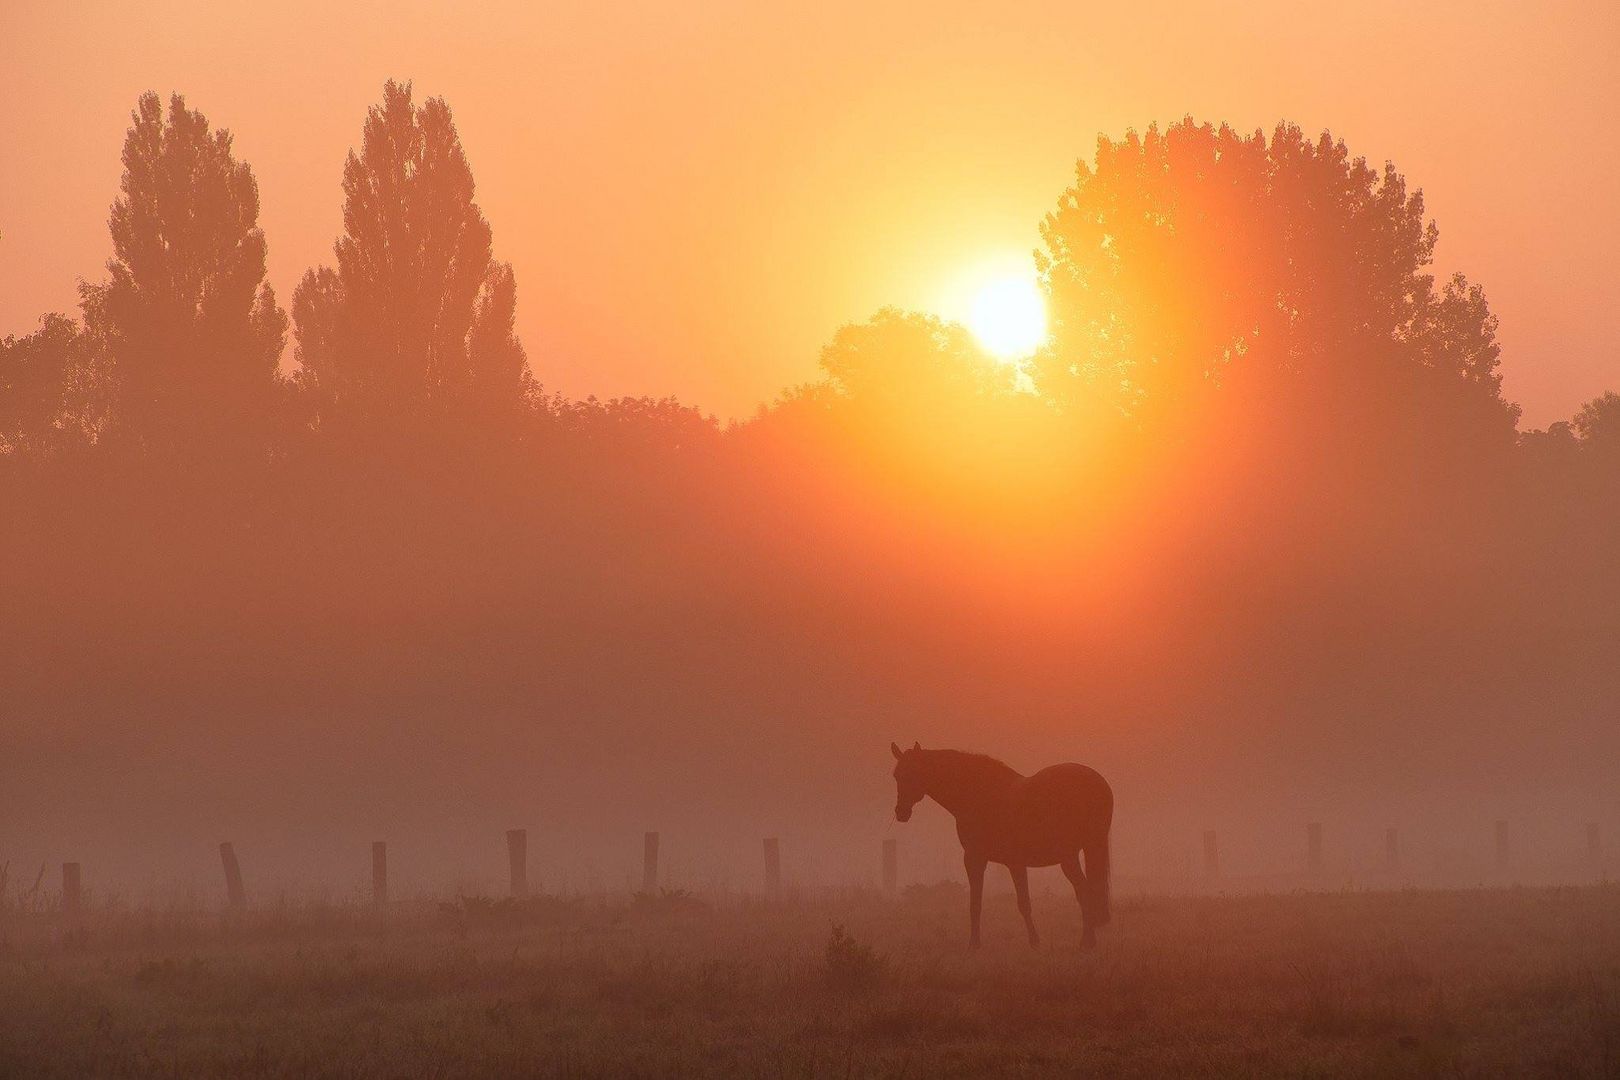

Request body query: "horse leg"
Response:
[964, 851, 987, 951]
[1060, 854, 1095, 950]
[1009, 864, 1039, 948]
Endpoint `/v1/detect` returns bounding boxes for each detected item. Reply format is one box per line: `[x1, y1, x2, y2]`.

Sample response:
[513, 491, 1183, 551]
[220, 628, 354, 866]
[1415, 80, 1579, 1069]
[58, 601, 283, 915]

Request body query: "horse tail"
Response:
[1084, 834, 1111, 927]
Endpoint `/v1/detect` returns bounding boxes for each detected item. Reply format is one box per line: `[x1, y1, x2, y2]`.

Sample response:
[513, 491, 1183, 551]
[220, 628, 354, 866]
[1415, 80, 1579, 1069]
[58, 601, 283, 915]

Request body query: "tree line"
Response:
[6, 84, 1615, 466]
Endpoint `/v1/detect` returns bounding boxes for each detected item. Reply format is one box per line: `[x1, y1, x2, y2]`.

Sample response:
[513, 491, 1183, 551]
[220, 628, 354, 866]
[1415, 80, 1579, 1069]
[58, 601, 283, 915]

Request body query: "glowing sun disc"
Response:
[968, 275, 1047, 359]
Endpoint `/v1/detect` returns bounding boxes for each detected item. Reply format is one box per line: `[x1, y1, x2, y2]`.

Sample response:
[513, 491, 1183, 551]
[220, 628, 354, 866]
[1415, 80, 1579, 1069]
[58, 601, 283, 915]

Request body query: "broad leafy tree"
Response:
[817, 307, 1013, 408]
[1573, 391, 1620, 456]
[0, 314, 107, 456]
[1034, 119, 1518, 439]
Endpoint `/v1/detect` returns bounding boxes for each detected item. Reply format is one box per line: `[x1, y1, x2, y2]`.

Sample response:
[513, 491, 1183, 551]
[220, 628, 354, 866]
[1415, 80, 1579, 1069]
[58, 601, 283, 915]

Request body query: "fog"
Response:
[3, 96, 1617, 911]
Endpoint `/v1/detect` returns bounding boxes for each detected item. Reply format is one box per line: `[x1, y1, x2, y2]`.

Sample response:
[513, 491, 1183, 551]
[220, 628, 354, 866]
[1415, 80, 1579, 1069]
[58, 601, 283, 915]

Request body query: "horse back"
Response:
[997, 763, 1112, 865]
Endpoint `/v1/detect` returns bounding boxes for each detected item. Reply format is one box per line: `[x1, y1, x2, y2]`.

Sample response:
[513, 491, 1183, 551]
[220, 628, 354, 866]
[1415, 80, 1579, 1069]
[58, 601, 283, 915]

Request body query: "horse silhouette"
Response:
[890, 741, 1112, 949]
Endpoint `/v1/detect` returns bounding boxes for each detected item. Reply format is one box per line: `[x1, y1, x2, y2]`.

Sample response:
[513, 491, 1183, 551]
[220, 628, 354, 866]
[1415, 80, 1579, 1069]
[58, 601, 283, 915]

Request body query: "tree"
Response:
[87, 92, 287, 461]
[465, 261, 533, 424]
[292, 81, 532, 436]
[1034, 119, 1518, 438]
[0, 314, 107, 456]
[745, 308, 1075, 519]
[785, 307, 1032, 476]
[1573, 391, 1620, 455]
[817, 307, 1014, 408]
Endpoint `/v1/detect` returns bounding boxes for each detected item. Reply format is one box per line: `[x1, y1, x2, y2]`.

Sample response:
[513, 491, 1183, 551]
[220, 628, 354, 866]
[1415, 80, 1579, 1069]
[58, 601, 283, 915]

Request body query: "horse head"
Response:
[890, 741, 925, 821]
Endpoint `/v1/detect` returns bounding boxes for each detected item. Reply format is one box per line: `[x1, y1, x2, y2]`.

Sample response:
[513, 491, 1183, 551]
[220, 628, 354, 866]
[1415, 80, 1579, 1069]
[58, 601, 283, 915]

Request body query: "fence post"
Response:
[1203, 830, 1219, 878]
[507, 829, 528, 898]
[1494, 820, 1509, 869]
[372, 841, 387, 906]
[62, 862, 81, 915]
[219, 842, 246, 910]
[1385, 828, 1399, 870]
[882, 839, 898, 894]
[642, 831, 659, 893]
[1306, 822, 1322, 874]
[762, 837, 780, 896]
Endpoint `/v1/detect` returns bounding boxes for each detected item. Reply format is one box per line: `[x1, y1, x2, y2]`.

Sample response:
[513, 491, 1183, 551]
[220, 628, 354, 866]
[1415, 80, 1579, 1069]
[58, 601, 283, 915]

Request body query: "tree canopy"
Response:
[1034, 120, 1518, 443]
[86, 92, 286, 461]
[292, 81, 532, 438]
[0, 313, 103, 456]
[1573, 391, 1620, 451]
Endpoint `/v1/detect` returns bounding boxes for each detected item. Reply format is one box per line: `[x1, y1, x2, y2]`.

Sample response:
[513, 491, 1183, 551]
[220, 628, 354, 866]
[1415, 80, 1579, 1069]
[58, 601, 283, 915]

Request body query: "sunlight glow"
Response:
[967, 274, 1047, 360]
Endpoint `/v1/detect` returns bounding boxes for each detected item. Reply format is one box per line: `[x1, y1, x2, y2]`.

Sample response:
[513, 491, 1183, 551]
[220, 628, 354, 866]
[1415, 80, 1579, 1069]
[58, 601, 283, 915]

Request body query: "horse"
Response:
[890, 741, 1113, 950]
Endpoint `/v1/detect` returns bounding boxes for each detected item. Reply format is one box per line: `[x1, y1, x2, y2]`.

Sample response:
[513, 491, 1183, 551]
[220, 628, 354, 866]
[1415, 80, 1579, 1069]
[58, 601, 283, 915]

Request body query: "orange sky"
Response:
[1, 0, 1615, 425]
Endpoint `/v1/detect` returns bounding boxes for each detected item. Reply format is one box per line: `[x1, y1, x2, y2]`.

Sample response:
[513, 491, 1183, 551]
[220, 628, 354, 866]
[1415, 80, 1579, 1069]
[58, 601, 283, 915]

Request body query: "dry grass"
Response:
[2, 884, 1618, 1077]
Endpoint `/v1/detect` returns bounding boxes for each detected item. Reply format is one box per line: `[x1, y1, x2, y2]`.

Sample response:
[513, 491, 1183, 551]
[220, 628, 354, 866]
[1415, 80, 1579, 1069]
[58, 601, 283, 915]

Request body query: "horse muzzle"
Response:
[895, 803, 912, 823]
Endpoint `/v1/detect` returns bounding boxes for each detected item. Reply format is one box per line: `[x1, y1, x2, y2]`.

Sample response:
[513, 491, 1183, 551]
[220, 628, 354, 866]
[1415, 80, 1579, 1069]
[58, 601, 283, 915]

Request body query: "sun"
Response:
[967, 274, 1047, 360]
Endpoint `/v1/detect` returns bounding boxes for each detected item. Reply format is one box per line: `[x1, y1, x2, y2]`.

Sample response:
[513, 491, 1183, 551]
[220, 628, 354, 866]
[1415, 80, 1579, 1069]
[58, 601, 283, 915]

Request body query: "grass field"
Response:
[2, 882, 1618, 1077]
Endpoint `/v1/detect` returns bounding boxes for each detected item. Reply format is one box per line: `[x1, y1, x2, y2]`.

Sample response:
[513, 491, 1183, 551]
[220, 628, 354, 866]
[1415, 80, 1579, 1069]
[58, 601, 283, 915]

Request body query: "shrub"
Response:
[824, 923, 884, 993]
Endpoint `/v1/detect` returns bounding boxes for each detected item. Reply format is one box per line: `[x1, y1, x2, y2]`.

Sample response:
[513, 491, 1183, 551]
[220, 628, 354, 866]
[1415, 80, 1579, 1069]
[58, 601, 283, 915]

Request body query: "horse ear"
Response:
[890, 742, 903, 759]
[912, 741, 921, 752]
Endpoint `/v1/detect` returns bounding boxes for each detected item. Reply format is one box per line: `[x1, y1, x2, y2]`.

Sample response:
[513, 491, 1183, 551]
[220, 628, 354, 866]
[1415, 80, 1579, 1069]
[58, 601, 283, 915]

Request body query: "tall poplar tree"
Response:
[293, 81, 531, 436]
[88, 92, 287, 461]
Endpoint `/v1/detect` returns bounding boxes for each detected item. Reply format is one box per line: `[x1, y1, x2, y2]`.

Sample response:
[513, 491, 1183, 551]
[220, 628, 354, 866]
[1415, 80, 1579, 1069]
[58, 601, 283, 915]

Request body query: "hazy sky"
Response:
[2, 0, 1615, 424]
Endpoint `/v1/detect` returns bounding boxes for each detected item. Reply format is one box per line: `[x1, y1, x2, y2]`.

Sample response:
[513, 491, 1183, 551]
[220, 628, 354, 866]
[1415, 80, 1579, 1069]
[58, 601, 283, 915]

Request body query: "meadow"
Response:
[2, 882, 1617, 1078]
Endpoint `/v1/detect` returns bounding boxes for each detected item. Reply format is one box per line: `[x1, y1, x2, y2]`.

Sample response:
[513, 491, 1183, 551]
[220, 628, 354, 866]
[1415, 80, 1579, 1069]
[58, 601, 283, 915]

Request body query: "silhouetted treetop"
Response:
[292, 81, 532, 435]
[1574, 391, 1620, 454]
[817, 308, 1016, 408]
[0, 314, 105, 456]
[86, 92, 286, 461]
[1034, 119, 1517, 437]
[547, 394, 720, 454]
[467, 261, 533, 419]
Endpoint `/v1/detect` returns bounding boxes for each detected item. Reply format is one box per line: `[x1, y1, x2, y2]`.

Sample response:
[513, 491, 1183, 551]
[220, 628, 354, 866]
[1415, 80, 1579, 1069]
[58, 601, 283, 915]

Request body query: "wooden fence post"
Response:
[642, 831, 659, 893]
[762, 837, 780, 896]
[1385, 828, 1399, 870]
[882, 839, 898, 894]
[507, 829, 528, 898]
[372, 841, 387, 906]
[219, 842, 246, 910]
[1306, 822, 1323, 874]
[1202, 830, 1219, 878]
[62, 862, 81, 915]
[1494, 820, 1509, 869]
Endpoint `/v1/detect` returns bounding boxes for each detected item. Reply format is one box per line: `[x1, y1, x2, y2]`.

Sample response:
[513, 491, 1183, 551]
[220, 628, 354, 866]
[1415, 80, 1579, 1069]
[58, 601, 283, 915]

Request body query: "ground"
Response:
[2, 883, 1618, 1077]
